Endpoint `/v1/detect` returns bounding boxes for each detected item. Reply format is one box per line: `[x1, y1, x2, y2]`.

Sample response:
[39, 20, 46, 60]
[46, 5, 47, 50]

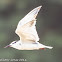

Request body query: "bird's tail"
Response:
[39, 44, 53, 49]
[44, 46, 53, 49]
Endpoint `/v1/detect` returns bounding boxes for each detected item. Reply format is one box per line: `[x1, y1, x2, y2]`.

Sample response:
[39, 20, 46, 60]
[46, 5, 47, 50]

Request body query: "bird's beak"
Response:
[4, 45, 11, 48]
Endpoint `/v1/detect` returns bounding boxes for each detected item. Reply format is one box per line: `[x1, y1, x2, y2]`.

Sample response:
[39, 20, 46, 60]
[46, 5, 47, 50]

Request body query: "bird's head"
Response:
[4, 40, 21, 50]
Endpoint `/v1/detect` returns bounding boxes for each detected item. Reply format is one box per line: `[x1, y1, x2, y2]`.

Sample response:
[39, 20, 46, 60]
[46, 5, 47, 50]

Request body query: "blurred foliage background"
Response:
[0, 0, 62, 62]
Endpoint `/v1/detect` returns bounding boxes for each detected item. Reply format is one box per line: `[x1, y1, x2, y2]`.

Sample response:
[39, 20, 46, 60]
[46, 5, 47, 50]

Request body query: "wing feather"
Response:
[15, 6, 42, 43]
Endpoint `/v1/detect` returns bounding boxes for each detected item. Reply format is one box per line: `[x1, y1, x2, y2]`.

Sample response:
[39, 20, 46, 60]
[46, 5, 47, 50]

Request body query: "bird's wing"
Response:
[15, 6, 42, 43]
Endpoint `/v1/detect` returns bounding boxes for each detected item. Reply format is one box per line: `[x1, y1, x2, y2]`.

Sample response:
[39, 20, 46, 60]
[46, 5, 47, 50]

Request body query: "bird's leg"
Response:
[39, 48, 45, 50]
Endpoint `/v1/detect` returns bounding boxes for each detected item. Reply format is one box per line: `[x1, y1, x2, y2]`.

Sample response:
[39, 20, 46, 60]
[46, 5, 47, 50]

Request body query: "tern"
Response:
[4, 6, 53, 50]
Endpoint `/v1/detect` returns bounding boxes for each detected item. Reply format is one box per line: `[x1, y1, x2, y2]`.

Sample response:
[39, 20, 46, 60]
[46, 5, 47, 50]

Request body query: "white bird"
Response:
[4, 6, 53, 50]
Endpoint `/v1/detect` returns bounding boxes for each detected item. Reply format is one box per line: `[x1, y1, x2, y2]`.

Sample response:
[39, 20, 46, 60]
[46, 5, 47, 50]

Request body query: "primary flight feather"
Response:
[4, 6, 53, 50]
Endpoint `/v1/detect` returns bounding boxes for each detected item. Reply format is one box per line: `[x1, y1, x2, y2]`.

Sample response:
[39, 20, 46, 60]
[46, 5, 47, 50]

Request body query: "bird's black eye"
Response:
[12, 41, 16, 44]
[14, 42, 16, 43]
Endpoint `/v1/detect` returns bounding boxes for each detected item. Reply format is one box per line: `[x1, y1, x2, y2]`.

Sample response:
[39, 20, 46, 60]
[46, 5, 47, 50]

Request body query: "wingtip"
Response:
[32, 5, 42, 18]
[36, 5, 42, 11]
[38, 5, 42, 8]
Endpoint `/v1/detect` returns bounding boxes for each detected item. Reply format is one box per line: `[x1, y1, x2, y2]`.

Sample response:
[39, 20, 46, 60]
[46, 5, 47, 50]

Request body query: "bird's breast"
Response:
[19, 44, 39, 50]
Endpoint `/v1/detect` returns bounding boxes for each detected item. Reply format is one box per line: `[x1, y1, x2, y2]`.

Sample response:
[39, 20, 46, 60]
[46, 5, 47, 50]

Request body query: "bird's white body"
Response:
[10, 41, 53, 50]
[5, 6, 53, 50]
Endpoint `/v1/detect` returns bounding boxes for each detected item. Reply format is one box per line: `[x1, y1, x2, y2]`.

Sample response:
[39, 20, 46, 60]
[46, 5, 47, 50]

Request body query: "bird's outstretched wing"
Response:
[15, 6, 42, 43]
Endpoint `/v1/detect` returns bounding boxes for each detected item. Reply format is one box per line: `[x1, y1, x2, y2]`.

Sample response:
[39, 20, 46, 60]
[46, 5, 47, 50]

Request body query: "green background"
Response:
[0, 0, 62, 62]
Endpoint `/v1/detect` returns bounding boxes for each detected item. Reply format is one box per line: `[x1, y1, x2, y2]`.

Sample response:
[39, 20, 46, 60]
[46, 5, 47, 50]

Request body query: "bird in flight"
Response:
[4, 6, 53, 50]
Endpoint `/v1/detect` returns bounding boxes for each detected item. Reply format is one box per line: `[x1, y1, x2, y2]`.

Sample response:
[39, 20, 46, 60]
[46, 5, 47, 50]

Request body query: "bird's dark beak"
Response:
[4, 45, 11, 48]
